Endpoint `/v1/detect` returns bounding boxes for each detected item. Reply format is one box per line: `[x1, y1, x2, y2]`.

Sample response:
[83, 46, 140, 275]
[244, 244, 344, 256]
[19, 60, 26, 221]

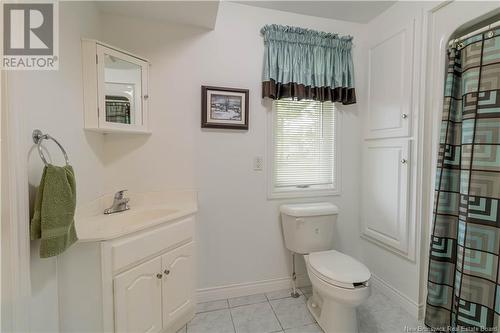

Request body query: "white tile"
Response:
[197, 299, 229, 313]
[231, 302, 282, 333]
[299, 286, 313, 296]
[176, 325, 187, 333]
[358, 305, 381, 333]
[285, 323, 323, 333]
[187, 309, 235, 333]
[229, 293, 268, 307]
[186, 288, 418, 333]
[358, 288, 420, 333]
[270, 295, 315, 329]
[266, 289, 302, 301]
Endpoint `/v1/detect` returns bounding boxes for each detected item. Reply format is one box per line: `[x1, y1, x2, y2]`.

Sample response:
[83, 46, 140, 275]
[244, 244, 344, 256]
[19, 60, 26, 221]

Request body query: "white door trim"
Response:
[2, 72, 32, 332]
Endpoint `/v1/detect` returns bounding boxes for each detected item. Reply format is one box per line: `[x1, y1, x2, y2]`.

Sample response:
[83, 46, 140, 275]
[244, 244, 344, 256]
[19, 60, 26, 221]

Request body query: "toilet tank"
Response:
[280, 202, 338, 254]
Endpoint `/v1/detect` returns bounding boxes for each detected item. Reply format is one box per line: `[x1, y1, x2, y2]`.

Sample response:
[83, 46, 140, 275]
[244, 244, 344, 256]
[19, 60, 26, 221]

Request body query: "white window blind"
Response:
[273, 99, 337, 191]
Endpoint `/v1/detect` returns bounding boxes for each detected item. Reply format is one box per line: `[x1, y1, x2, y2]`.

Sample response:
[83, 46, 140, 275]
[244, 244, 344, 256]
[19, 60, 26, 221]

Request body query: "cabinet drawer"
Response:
[110, 216, 195, 272]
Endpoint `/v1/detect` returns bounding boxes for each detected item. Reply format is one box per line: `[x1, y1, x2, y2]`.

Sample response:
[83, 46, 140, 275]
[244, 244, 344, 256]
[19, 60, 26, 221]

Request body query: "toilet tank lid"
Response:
[280, 202, 338, 217]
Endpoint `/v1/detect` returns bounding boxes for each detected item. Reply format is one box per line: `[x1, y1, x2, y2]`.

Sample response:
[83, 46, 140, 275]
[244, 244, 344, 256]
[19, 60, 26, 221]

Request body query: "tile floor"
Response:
[177, 286, 421, 333]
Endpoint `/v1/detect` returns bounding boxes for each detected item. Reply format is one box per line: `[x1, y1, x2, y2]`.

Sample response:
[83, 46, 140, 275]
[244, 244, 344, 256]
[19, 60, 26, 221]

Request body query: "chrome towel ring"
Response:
[32, 129, 70, 166]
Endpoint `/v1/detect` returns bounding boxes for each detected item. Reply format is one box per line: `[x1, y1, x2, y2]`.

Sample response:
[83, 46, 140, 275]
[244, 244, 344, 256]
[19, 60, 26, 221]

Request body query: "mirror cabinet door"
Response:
[97, 45, 148, 131]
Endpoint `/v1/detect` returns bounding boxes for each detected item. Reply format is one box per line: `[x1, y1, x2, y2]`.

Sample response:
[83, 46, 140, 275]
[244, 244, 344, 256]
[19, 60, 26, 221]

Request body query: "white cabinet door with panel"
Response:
[361, 139, 414, 259]
[162, 242, 195, 328]
[365, 18, 416, 139]
[56, 195, 197, 333]
[114, 256, 163, 333]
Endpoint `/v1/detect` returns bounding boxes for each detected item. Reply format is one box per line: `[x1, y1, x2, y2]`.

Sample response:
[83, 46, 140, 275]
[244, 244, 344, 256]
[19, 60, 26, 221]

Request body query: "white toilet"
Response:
[280, 202, 371, 333]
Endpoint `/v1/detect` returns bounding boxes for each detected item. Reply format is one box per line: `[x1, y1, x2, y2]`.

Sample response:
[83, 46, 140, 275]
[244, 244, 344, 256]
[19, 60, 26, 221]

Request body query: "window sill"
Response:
[267, 188, 340, 200]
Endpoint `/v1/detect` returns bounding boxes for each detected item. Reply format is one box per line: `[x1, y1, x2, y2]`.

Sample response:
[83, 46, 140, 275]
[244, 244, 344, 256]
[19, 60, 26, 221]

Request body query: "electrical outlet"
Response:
[253, 156, 263, 171]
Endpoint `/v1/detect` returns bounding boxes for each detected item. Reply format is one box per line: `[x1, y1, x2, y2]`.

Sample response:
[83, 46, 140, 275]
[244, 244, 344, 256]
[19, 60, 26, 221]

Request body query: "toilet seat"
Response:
[308, 250, 371, 289]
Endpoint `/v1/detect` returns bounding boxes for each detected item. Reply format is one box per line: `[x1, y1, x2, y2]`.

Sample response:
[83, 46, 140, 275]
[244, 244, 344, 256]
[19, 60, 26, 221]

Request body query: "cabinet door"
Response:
[361, 139, 412, 258]
[365, 18, 416, 139]
[161, 242, 195, 328]
[114, 256, 163, 333]
[96, 44, 149, 133]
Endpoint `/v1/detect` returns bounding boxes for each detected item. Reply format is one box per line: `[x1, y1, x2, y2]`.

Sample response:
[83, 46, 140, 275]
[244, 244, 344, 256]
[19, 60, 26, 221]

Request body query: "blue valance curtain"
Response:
[261, 24, 356, 105]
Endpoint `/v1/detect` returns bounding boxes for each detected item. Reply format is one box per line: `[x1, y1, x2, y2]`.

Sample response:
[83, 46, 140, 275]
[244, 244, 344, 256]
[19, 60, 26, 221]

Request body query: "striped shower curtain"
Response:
[425, 27, 500, 331]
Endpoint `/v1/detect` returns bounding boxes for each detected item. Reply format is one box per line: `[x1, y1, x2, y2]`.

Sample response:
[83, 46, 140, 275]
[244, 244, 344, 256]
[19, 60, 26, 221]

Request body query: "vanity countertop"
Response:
[75, 190, 197, 242]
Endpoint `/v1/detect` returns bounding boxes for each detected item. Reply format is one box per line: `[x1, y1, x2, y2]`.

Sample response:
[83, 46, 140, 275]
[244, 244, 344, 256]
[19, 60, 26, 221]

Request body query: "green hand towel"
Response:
[30, 164, 78, 258]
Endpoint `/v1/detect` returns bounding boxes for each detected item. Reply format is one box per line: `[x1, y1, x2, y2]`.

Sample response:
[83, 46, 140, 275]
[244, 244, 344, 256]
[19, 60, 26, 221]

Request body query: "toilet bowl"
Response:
[305, 251, 371, 333]
[279, 203, 372, 333]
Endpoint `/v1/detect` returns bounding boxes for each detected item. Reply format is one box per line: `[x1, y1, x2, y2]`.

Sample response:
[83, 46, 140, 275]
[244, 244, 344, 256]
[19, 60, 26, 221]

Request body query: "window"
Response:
[269, 99, 339, 198]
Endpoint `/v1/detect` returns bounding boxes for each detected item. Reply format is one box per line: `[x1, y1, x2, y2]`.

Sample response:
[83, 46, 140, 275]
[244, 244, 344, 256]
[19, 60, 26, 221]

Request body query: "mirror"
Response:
[82, 39, 150, 134]
[103, 54, 142, 125]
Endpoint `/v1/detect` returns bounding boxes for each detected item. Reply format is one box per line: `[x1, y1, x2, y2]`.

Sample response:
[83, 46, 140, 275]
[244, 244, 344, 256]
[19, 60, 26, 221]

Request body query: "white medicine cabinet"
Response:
[82, 39, 150, 134]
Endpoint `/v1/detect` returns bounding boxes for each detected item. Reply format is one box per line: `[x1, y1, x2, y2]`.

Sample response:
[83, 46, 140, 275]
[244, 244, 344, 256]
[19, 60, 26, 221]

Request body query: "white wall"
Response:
[100, 2, 367, 291]
[6, 3, 104, 331]
[1, 51, 11, 333]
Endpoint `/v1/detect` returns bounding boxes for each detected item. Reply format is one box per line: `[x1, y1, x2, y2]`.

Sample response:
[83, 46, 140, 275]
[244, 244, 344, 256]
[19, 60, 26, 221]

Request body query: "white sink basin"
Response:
[75, 191, 197, 242]
[99, 208, 178, 227]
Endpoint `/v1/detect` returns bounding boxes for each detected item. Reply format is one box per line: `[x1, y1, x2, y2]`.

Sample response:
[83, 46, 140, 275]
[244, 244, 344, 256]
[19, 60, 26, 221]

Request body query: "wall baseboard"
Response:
[196, 274, 310, 303]
[418, 303, 426, 320]
[370, 273, 421, 319]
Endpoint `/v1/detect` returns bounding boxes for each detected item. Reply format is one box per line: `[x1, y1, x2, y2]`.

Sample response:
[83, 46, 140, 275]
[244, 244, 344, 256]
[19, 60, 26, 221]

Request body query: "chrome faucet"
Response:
[104, 190, 130, 215]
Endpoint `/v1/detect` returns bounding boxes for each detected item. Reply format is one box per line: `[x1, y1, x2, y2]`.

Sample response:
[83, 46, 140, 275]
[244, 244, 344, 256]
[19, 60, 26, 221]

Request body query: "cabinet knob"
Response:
[164, 269, 170, 275]
[401, 113, 408, 119]
[144, 94, 149, 100]
[156, 273, 163, 279]
[401, 159, 407, 164]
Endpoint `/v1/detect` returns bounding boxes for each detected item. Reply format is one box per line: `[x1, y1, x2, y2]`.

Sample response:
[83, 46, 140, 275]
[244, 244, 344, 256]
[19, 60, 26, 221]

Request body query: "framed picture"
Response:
[201, 86, 249, 130]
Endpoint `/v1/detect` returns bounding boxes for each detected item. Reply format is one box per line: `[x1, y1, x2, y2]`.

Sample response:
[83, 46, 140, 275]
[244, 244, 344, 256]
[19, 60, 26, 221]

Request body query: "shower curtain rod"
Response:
[448, 20, 500, 46]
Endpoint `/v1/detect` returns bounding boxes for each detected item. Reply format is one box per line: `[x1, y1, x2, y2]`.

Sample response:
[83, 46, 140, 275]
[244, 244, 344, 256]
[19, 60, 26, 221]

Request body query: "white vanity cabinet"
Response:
[114, 242, 195, 333]
[58, 214, 196, 333]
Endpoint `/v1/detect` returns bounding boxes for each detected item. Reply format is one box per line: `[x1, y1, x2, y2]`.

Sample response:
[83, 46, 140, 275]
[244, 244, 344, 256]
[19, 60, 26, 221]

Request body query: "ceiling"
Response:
[94, 1, 395, 29]
[236, 1, 396, 23]
[95, 1, 220, 29]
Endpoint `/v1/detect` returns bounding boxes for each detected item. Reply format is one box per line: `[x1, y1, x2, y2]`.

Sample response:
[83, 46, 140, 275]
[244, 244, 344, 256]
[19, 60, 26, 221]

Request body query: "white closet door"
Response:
[114, 256, 163, 333]
[365, 18, 416, 139]
[162, 242, 195, 329]
[361, 139, 411, 258]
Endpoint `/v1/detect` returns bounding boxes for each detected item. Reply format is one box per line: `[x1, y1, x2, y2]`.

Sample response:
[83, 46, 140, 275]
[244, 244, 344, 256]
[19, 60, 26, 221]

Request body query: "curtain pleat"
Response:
[425, 27, 500, 332]
[261, 24, 356, 104]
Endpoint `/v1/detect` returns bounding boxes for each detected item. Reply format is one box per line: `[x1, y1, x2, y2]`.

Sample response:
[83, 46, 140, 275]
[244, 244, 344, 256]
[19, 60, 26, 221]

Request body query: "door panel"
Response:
[361, 139, 410, 257]
[114, 256, 162, 333]
[162, 242, 195, 328]
[366, 19, 415, 138]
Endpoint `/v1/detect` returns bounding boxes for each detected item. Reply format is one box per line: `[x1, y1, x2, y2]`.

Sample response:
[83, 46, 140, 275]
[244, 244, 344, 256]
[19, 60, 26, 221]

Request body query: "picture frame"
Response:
[201, 86, 249, 130]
